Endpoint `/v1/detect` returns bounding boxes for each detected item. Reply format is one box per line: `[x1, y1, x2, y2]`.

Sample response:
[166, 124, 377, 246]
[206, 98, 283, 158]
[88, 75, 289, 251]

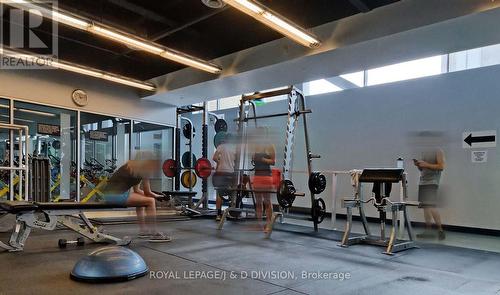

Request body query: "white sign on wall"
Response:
[471, 151, 488, 163]
[462, 130, 496, 149]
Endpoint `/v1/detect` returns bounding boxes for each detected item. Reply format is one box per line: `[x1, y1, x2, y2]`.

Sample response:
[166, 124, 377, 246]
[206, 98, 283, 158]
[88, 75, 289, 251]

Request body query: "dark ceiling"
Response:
[1, 0, 400, 81]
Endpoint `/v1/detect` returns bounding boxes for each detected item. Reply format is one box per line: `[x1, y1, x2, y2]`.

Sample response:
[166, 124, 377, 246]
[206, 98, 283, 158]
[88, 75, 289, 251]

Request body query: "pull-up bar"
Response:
[235, 109, 312, 122]
[242, 86, 296, 101]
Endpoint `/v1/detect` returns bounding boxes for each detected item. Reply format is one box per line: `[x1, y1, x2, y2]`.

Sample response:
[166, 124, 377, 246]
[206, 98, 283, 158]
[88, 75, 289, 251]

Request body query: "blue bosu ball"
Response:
[70, 246, 149, 283]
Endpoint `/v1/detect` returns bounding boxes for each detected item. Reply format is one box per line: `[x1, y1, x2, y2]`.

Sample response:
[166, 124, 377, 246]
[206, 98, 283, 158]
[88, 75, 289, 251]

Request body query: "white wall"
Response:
[0, 68, 176, 125]
[189, 64, 500, 231]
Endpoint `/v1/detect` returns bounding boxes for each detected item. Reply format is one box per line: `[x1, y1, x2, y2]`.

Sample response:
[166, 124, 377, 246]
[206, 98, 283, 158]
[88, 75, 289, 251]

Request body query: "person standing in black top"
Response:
[251, 127, 276, 233]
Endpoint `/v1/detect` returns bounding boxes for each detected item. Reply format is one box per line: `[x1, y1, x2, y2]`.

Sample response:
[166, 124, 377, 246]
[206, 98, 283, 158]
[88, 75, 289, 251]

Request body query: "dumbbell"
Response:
[58, 237, 85, 248]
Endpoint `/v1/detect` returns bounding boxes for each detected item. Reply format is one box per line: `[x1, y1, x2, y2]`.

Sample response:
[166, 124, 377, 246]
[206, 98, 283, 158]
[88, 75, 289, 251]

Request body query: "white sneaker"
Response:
[148, 232, 172, 243]
[138, 232, 153, 239]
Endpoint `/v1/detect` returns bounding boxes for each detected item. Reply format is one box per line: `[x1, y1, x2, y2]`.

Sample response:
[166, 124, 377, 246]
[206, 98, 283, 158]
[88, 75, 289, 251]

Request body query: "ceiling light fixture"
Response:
[0, 48, 157, 91]
[1, 0, 222, 74]
[223, 0, 321, 48]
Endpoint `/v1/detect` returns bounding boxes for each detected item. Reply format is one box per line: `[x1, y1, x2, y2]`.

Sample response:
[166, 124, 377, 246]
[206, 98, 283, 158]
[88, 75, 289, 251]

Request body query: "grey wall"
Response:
[0, 68, 176, 125]
[188, 64, 500, 231]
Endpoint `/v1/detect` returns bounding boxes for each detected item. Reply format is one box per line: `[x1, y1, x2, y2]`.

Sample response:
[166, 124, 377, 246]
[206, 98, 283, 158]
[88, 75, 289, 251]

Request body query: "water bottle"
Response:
[397, 157, 404, 169]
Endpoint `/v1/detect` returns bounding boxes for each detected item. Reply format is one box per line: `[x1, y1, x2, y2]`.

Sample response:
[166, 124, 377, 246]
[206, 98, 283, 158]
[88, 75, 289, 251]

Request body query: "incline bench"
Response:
[0, 201, 131, 252]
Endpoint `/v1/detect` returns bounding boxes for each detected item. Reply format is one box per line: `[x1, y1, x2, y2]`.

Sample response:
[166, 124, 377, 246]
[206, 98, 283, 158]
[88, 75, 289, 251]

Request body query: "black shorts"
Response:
[418, 185, 439, 207]
[212, 172, 235, 190]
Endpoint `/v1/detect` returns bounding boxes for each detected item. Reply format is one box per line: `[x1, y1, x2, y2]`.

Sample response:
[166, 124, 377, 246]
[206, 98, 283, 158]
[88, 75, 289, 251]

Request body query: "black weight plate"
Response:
[52, 140, 61, 150]
[181, 152, 197, 168]
[277, 179, 296, 209]
[309, 172, 327, 195]
[182, 123, 195, 139]
[214, 119, 228, 133]
[313, 198, 326, 224]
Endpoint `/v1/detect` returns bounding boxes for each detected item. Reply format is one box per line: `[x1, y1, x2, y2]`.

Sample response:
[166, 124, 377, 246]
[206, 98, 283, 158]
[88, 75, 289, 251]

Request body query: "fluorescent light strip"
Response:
[1, 0, 222, 73]
[88, 25, 164, 55]
[224, 0, 321, 48]
[0, 48, 156, 91]
[16, 108, 56, 117]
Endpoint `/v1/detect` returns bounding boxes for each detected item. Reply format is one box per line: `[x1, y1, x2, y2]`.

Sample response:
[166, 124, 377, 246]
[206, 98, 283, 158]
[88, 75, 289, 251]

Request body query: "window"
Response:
[340, 71, 365, 87]
[303, 79, 342, 96]
[449, 43, 500, 72]
[207, 99, 218, 112]
[367, 55, 445, 86]
[218, 96, 240, 110]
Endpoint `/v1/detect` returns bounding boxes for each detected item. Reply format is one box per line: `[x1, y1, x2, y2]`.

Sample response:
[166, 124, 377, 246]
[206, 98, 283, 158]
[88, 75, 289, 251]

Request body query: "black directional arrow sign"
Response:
[464, 134, 496, 146]
[463, 130, 497, 149]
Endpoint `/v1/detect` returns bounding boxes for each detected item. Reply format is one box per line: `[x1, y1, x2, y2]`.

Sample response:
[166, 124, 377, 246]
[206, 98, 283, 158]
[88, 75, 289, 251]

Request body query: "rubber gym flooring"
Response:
[1, 218, 500, 295]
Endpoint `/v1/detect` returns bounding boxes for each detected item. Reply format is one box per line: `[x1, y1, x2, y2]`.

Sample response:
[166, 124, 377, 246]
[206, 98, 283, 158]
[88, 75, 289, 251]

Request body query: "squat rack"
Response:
[234, 86, 323, 231]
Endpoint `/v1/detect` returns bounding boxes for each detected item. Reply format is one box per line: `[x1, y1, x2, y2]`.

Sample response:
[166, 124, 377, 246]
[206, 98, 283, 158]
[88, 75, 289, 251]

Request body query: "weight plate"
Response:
[213, 131, 227, 148]
[313, 198, 326, 224]
[195, 158, 212, 179]
[277, 179, 296, 209]
[214, 119, 228, 133]
[308, 172, 327, 195]
[52, 140, 61, 150]
[182, 123, 196, 139]
[181, 152, 197, 168]
[181, 171, 197, 189]
[162, 159, 177, 178]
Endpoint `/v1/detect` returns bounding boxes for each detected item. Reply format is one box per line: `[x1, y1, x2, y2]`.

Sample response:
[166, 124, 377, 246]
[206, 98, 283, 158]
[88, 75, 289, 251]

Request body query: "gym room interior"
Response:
[1, 0, 500, 294]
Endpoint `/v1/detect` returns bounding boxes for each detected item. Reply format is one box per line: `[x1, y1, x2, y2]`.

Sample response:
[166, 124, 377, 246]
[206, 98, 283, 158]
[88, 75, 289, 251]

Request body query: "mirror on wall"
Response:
[13, 101, 77, 201]
[132, 121, 174, 193]
[79, 113, 131, 202]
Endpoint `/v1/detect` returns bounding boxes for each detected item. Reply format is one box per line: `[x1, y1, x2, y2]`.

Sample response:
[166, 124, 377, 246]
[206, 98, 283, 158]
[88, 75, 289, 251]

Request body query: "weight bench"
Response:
[0, 201, 131, 252]
[340, 169, 418, 255]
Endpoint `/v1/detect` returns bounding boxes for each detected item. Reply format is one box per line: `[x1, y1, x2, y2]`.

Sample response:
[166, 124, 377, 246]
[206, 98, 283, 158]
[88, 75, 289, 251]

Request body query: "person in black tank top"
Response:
[251, 127, 276, 233]
[101, 151, 171, 242]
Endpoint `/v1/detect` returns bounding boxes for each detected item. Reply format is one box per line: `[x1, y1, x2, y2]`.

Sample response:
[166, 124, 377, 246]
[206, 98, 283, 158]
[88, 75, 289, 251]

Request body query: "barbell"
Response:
[277, 179, 306, 209]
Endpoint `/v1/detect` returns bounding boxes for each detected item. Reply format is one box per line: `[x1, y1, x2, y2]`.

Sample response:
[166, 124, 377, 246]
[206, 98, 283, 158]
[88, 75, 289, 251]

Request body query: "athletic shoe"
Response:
[216, 215, 222, 222]
[416, 230, 436, 239]
[438, 230, 446, 240]
[138, 232, 152, 239]
[148, 232, 172, 243]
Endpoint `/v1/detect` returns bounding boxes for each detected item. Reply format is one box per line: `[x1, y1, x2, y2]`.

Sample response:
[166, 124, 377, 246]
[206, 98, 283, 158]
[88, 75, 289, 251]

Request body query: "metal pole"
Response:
[76, 111, 81, 202]
[174, 114, 181, 191]
[298, 90, 319, 231]
[18, 129, 22, 200]
[24, 126, 29, 202]
[9, 99, 14, 201]
[202, 102, 209, 209]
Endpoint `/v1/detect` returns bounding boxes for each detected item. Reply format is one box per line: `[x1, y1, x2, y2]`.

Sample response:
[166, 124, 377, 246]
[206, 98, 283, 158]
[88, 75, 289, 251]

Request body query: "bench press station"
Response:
[0, 201, 131, 252]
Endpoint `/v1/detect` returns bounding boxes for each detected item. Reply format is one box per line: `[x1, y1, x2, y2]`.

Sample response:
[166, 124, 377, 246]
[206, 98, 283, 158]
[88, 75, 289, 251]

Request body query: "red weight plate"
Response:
[195, 158, 212, 179]
[162, 159, 177, 178]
